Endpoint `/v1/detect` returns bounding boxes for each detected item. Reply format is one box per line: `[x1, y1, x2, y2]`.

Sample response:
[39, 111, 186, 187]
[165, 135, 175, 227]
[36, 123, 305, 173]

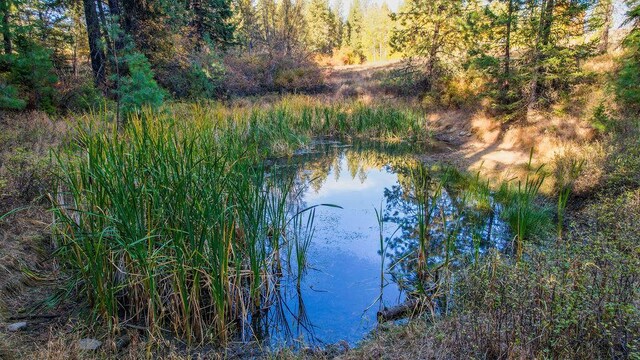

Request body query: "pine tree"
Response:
[1, 0, 11, 54]
[346, 0, 363, 55]
[306, 0, 337, 54]
[391, 0, 464, 79]
[362, 3, 393, 61]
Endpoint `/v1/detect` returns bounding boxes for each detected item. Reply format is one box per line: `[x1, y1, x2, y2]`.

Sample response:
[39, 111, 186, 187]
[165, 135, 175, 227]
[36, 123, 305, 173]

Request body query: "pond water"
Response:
[253, 142, 511, 348]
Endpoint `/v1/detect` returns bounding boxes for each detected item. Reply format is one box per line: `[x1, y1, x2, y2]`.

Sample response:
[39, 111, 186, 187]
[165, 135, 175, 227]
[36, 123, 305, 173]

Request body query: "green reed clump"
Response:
[176, 97, 428, 150]
[50, 97, 430, 343]
[52, 114, 301, 343]
[497, 150, 551, 261]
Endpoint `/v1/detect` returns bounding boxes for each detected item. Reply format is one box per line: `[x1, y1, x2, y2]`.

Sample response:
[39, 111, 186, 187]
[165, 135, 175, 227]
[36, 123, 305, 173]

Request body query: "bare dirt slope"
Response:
[324, 60, 600, 183]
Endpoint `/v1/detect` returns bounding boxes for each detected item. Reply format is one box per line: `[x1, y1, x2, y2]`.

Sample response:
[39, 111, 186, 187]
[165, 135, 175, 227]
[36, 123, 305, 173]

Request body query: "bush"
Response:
[223, 51, 324, 95]
[155, 52, 226, 100]
[273, 66, 323, 93]
[185, 60, 226, 99]
[375, 67, 430, 97]
[333, 46, 365, 65]
[115, 52, 165, 115]
[2, 46, 58, 112]
[62, 83, 105, 113]
[0, 82, 27, 110]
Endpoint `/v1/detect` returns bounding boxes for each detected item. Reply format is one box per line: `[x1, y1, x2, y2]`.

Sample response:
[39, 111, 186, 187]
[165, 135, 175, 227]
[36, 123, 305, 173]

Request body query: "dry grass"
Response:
[0, 50, 634, 358]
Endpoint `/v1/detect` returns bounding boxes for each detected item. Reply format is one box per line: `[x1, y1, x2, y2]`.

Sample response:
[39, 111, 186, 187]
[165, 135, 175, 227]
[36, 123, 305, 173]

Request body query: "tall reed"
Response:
[50, 98, 430, 343]
[52, 114, 301, 343]
[498, 149, 550, 261]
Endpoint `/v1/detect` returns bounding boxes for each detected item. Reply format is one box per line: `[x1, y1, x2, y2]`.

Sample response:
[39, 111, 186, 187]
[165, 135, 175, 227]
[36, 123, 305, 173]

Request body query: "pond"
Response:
[250, 141, 511, 348]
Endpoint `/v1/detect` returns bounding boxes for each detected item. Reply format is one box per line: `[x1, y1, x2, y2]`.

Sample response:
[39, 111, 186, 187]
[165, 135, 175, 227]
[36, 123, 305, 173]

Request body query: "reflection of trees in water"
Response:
[382, 165, 505, 296]
[254, 141, 421, 345]
[258, 142, 507, 344]
[279, 141, 420, 191]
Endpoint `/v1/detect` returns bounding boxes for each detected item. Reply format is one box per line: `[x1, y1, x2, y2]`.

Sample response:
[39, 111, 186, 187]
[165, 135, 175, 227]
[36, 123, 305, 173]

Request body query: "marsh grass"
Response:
[497, 150, 551, 261]
[49, 98, 429, 344]
[53, 115, 293, 343]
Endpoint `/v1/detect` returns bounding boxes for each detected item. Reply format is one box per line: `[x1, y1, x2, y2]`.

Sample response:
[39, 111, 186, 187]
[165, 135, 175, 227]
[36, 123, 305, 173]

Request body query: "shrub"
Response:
[274, 66, 323, 93]
[185, 60, 226, 99]
[62, 83, 105, 113]
[155, 52, 226, 100]
[115, 52, 165, 115]
[0, 82, 27, 110]
[375, 67, 430, 97]
[331, 46, 365, 65]
[223, 51, 324, 95]
[3, 46, 58, 112]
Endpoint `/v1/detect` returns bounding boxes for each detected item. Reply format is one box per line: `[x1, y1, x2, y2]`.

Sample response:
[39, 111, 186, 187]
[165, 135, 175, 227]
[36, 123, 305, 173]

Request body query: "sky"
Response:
[331, 0, 630, 29]
[330, 0, 403, 19]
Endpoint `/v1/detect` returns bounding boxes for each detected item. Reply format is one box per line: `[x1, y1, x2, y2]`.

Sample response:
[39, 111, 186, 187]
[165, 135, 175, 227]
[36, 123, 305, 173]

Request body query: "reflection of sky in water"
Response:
[272, 152, 405, 347]
[264, 144, 510, 348]
[304, 154, 398, 261]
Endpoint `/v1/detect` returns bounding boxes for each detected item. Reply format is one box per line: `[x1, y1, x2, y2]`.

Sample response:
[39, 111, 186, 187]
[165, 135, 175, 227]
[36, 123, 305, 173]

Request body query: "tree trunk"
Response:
[1, 0, 11, 55]
[529, 0, 554, 106]
[377, 298, 422, 322]
[598, 0, 613, 53]
[83, 0, 107, 88]
[427, 20, 440, 80]
[502, 0, 514, 99]
[541, 0, 554, 47]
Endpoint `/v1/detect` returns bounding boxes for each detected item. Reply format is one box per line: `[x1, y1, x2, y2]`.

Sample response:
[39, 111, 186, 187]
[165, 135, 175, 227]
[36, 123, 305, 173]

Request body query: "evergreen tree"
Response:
[346, 0, 363, 55]
[1, 0, 11, 54]
[306, 0, 338, 54]
[391, 0, 464, 80]
[616, 0, 640, 110]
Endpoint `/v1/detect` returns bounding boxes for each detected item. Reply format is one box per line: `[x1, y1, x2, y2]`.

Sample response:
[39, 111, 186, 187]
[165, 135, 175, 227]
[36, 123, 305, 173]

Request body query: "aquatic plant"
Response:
[52, 114, 307, 343]
[498, 149, 551, 261]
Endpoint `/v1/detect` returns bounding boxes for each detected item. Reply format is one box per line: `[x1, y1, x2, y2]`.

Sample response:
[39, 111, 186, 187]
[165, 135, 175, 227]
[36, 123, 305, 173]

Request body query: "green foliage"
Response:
[305, 0, 340, 54]
[63, 83, 105, 113]
[345, 0, 364, 54]
[50, 99, 427, 342]
[361, 3, 394, 62]
[115, 52, 164, 115]
[391, 0, 463, 76]
[615, 1, 640, 112]
[554, 156, 584, 239]
[1, 45, 58, 112]
[186, 61, 226, 99]
[615, 56, 640, 111]
[590, 103, 614, 133]
[53, 116, 297, 342]
[497, 151, 551, 260]
[0, 81, 26, 110]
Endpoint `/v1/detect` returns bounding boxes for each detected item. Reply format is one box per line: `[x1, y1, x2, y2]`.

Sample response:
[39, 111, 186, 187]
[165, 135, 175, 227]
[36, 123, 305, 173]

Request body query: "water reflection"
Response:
[253, 141, 510, 348]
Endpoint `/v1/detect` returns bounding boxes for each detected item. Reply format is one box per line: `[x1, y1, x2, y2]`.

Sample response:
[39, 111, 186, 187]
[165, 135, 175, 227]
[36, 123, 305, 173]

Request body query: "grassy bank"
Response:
[0, 92, 638, 359]
[344, 119, 640, 360]
[45, 98, 434, 345]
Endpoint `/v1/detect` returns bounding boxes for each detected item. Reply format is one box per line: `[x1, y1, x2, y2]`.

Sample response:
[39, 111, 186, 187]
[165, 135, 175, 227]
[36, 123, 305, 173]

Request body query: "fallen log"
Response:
[377, 298, 422, 323]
